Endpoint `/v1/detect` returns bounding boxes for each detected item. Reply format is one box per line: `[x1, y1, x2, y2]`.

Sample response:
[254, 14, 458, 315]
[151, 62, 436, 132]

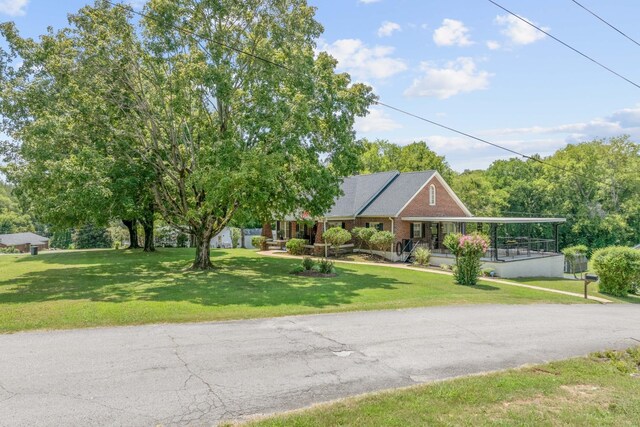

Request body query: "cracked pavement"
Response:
[1, 304, 639, 426]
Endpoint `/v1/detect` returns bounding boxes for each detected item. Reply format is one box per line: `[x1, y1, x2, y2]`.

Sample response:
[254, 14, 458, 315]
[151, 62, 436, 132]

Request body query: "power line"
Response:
[101, 0, 599, 183]
[570, 0, 640, 48]
[486, 0, 640, 90]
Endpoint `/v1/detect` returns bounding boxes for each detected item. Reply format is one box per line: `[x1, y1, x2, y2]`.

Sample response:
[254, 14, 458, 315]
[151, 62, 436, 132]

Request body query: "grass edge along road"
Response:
[238, 347, 640, 427]
[0, 248, 601, 333]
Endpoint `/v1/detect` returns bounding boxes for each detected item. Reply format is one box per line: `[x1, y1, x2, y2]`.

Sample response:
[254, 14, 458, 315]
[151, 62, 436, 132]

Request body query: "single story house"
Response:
[275, 170, 566, 278]
[0, 232, 50, 253]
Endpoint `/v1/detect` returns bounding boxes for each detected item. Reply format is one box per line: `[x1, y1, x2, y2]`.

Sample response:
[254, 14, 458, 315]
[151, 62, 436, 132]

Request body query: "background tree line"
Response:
[359, 136, 640, 251]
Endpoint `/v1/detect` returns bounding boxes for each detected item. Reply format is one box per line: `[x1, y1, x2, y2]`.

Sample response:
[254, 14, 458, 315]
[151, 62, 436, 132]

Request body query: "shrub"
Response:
[444, 232, 490, 286]
[351, 227, 376, 252]
[72, 224, 113, 249]
[114, 241, 121, 250]
[0, 246, 20, 254]
[231, 228, 241, 248]
[323, 227, 351, 256]
[440, 263, 452, 271]
[413, 247, 431, 266]
[482, 268, 496, 277]
[592, 246, 640, 296]
[302, 256, 315, 271]
[563, 244, 589, 277]
[317, 258, 335, 274]
[290, 265, 305, 274]
[286, 238, 307, 255]
[370, 231, 395, 252]
[251, 235, 268, 251]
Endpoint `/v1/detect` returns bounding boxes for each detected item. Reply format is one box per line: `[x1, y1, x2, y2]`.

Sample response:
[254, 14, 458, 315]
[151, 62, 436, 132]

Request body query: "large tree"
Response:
[14, 0, 372, 269]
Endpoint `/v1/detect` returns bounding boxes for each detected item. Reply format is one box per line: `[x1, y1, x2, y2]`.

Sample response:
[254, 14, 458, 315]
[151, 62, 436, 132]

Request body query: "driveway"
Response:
[1, 304, 639, 426]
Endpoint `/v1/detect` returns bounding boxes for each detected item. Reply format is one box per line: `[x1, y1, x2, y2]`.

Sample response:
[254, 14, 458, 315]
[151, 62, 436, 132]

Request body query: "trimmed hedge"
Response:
[285, 238, 307, 255]
[251, 236, 268, 251]
[592, 246, 640, 296]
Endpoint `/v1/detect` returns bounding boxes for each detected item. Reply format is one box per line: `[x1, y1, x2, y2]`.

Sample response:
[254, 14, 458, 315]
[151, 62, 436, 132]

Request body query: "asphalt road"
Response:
[1, 304, 639, 426]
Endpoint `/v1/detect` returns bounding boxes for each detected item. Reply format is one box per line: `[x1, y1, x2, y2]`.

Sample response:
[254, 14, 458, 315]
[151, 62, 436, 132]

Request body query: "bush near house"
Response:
[0, 246, 20, 254]
[370, 231, 395, 252]
[231, 228, 241, 248]
[592, 246, 640, 296]
[251, 236, 268, 251]
[285, 238, 307, 255]
[413, 247, 431, 266]
[562, 244, 589, 277]
[323, 227, 351, 256]
[351, 227, 376, 252]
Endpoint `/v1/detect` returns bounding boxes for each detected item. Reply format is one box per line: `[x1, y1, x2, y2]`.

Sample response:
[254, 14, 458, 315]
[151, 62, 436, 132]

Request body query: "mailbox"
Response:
[585, 274, 599, 283]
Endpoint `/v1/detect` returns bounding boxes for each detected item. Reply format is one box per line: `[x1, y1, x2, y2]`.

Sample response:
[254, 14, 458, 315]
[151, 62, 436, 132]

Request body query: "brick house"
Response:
[275, 170, 472, 252]
[0, 232, 50, 253]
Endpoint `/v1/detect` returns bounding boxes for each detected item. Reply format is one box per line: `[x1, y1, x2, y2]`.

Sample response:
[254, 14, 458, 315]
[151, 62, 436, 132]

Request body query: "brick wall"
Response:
[400, 177, 469, 218]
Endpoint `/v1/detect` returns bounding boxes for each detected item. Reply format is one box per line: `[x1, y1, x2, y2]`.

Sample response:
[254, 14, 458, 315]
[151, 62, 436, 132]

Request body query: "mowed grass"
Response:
[243, 347, 640, 427]
[517, 277, 640, 304]
[0, 248, 589, 333]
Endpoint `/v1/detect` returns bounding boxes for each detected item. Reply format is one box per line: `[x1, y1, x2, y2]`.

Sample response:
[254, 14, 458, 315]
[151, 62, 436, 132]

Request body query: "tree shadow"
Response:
[1, 250, 404, 309]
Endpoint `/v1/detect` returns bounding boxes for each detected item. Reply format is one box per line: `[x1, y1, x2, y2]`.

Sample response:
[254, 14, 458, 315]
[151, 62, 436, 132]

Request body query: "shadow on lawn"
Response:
[2, 250, 402, 308]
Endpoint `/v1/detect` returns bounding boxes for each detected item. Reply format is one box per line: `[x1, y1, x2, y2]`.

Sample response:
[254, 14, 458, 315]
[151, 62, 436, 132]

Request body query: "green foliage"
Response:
[370, 231, 395, 252]
[359, 140, 455, 181]
[351, 226, 376, 251]
[562, 244, 589, 276]
[289, 265, 305, 274]
[445, 233, 490, 286]
[481, 268, 496, 277]
[440, 264, 452, 271]
[0, 246, 20, 254]
[251, 236, 268, 251]
[317, 258, 335, 274]
[286, 238, 307, 255]
[72, 224, 113, 249]
[413, 247, 431, 266]
[323, 227, 352, 256]
[114, 241, 121, 250]
[450, 170, 508, 216]
[302, 256, 315, 271]
[592, 246, 640, 296]
[231, 228, 241, 249]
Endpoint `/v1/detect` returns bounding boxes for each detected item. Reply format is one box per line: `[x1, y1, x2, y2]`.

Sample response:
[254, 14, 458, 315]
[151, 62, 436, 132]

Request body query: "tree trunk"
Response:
[191, 229, 213, 270]
[262, 222, 272, 239]
[240, 228, 246, 249]
[140, 204, 155, 252]
[122, 219, 141, 249]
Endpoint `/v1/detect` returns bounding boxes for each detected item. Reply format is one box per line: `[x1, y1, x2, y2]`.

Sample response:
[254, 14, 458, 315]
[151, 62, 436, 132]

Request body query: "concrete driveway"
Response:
[1, 304, 639, 426]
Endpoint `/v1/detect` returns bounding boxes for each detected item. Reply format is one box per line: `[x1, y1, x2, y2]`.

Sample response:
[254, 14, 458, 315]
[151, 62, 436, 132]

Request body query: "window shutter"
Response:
[377, 223, 383, 231]
[422, 223, 426, 239]
[365, 223, 370, 228]
[410, 224, 414, 239]
[341, 222, 345, 229]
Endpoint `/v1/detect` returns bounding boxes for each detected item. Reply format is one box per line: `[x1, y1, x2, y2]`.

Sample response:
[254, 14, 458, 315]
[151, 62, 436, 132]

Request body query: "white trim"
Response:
[401, 216, 566, 224]
[429, 184, 436, 206]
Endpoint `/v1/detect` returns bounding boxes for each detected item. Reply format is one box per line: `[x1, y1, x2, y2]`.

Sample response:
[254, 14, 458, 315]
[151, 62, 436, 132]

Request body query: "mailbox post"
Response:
[584, 274, 599, 299]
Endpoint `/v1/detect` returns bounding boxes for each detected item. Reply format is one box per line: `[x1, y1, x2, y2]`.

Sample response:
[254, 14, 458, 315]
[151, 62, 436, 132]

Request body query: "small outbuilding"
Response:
[0, 232, 50, 253]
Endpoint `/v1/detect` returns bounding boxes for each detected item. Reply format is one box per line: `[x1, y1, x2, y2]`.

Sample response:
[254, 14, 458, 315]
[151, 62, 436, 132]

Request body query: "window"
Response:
[327, 221, 346, 229]
[412, 223, 422, 238]
[366, 222, 383, 231]
[429, 184, 436, 206]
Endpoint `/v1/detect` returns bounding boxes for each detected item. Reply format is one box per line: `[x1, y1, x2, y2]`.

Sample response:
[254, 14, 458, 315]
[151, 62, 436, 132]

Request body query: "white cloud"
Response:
[0, 0, 28, 16]
[433, 19, 474, 47]
[495, 14, 548, 45]
[319, 38, 407, 81]
[377, 21, 401, 37]
[354, 108, 402, 133]
[404, 57, 492, 99]
[486, 40, 501, 50]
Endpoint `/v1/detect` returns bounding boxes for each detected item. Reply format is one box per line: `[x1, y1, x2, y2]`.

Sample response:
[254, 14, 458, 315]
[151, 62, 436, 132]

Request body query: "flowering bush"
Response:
[444, 232, 490, 286]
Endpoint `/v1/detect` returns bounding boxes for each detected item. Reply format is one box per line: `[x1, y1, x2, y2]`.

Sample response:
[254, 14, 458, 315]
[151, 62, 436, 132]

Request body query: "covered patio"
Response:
[401, 216, 566, 271]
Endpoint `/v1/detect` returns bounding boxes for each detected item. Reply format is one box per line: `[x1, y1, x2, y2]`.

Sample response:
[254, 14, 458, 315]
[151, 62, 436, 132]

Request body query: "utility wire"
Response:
[102, 0, 600, 183]
[486, 0, 640, 90]
[570, 0, 640, 48]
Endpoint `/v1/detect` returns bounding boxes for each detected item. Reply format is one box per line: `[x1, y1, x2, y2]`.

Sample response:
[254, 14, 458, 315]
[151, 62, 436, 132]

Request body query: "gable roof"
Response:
[325, 170, 398, 218]
[358, 171, 436, 217]
[0, 232, 49, 247]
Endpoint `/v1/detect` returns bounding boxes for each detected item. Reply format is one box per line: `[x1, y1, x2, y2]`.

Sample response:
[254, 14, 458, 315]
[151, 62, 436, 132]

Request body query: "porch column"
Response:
[553, 223, 559, 253]
[490, 223, 499, 261]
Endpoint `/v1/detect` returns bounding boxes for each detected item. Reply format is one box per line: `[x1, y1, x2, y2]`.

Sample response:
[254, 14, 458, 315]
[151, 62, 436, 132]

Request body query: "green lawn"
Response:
[243, 347, 640, 427]
[516, 277, 640, 304]
[0, 248, 591, 333]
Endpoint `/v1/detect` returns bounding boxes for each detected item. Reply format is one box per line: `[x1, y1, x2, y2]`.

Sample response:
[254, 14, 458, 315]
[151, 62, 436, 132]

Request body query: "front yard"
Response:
[0, 248, 593, 333]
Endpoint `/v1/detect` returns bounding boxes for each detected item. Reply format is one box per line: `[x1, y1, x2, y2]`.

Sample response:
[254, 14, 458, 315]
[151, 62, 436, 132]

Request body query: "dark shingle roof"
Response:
[359, 171, 436, 217]
[325, 171, 398, 218]
[0, 232, 49, 246]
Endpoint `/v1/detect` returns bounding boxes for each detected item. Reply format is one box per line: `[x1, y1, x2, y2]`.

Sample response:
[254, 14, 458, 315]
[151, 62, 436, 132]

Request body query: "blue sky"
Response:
[2, 0, 640, 171]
